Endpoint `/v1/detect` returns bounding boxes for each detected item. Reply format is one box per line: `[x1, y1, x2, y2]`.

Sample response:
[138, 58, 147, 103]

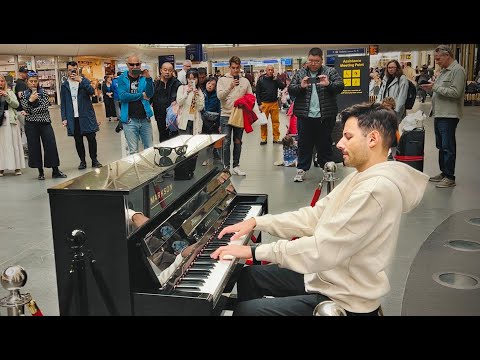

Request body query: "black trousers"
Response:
[297, 116, 336, 171]
[234, 264, 380, 316]
[103, 96, 117, 118]
[24, 121, 60, 168]
[74, 117, 97, 162]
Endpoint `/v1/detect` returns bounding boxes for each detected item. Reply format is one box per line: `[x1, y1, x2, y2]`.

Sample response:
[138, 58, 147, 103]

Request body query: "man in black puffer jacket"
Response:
[288, 47, 344, 182]
[151, 62, 181, 142]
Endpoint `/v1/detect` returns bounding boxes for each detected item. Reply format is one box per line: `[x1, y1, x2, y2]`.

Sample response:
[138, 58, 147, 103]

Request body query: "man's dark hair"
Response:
[308, 47, 323, 57]
[198, 67, 207, 76]
[66, 61, 78, 67]
[339, 102, 398, 149]
[229, 56, 241, 66]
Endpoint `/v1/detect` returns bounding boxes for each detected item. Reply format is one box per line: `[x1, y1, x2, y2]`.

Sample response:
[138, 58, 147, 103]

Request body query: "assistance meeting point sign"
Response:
[334, 55, 370, 112]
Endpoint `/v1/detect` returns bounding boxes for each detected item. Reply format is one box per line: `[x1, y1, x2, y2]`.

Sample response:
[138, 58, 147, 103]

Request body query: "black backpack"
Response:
[405, 80, 417, 110]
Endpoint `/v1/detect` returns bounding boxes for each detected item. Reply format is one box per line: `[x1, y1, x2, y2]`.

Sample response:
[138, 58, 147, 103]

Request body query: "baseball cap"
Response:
[19, 66, 29, 73]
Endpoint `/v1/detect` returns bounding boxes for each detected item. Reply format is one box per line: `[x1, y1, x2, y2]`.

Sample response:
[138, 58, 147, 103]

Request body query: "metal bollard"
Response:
[313, 300, 347, 316]
[323, 161, 338, 194]
[0, 265, 32, 316]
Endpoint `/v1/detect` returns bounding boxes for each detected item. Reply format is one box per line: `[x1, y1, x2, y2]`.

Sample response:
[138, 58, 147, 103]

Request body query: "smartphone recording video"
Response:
[308, 77, 318, 84]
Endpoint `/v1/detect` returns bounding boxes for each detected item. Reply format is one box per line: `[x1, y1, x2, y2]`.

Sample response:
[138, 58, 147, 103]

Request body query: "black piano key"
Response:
[235, 207, 251, 211]
[201, 249, 216, 254]
[191, 264, 215, 269]
[194, 259, 217, 264]
[186, 268, 211, 274]
[183, 274, 209, 279]
[175, 286, 201, 291]
[179, 279, 205, 285]
[209, 241, 230, 245]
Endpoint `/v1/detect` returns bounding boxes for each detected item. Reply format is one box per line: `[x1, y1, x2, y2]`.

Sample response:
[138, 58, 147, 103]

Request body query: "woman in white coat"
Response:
[376, 60, 409, 120]
[176, 69, 205, 135]
[0, 74, 25, 176]
[376, 60, 409, 158]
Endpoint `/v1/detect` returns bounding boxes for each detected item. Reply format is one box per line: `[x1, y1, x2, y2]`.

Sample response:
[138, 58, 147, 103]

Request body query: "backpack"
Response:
[405, 80, 417, 110]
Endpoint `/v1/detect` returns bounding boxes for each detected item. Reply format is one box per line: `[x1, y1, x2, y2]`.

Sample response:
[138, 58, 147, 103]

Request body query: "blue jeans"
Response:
[220, 116, 244, 168]
[434, 117, 459, 180]
[123, 117, 153, 155]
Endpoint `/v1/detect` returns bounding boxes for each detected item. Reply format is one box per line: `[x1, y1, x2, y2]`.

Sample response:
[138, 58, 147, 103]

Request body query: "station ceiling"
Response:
[0, 44, 438, 62]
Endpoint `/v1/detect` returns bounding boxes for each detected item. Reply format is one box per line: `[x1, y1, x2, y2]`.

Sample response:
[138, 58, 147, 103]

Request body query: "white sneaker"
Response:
[294, 169, 306, 182]
[232, 166, 246, 176]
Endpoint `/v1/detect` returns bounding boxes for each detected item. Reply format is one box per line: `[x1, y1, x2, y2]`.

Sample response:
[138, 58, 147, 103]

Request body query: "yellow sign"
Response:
[343, 70, 351, 78]
[352, 78, 360, 86]
[352, 70, 360, 77]
[344, 78, 352, 87]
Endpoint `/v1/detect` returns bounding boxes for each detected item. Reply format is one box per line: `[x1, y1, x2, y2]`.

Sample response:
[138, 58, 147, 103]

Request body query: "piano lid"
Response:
[48, 134, 225, 192]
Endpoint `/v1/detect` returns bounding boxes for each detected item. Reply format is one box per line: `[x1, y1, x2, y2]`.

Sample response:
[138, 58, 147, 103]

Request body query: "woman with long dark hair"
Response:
[176, 68, 205, 135]
[376, 60, 409, 158]
[102, 75, 117, 121]
[376, 60, 409, 120]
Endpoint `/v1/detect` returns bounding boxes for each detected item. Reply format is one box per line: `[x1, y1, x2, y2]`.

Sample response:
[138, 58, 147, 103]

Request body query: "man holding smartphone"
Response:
[60, 61, 103, 170]
[117, 55, 154, 155]
[255, 65, 286, 145]
[288, 47, 344, 182]
[217, 56, 253, 176]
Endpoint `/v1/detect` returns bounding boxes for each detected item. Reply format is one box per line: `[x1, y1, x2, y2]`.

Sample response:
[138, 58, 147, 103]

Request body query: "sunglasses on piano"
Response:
[155, 145, 188, 157]
[154, 150, 187, 167]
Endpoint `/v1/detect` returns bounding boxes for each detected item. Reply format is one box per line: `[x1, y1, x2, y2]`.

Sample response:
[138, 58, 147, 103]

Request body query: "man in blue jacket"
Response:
[60, 61, 102, 169]
[117, 55, 154, 155]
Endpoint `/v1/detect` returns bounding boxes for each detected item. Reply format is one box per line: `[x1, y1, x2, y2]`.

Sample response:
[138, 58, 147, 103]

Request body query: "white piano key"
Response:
[192, 204, 263, 299]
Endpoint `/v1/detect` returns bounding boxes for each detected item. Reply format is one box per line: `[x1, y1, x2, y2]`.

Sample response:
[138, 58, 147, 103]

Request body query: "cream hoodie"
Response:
[216, 74, 253, 117]
[254, 161, 429, 313]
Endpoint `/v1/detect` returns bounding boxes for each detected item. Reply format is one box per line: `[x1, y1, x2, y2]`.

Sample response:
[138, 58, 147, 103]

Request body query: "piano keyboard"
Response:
[175, 204, 263, 300]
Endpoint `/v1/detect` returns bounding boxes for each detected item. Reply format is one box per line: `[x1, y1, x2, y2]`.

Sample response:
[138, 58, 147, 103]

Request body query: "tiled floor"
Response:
[1, 100, 479, 316]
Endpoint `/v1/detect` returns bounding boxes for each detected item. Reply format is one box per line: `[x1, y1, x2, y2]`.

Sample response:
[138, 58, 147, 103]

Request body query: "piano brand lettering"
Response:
[150, 183, 173, 206]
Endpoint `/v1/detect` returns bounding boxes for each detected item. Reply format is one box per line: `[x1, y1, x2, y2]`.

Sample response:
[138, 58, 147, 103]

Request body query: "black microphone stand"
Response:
[61, 229, 119, 316]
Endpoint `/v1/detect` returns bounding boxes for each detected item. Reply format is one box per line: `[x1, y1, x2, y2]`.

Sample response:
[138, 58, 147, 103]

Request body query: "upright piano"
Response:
[48, 134, 268, 315]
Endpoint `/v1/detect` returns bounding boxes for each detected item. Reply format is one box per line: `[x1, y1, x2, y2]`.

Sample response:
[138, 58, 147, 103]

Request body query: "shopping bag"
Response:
[166, 103, 180, 132]
[257, 112, 268, 126]
[227, 107, 244, 128]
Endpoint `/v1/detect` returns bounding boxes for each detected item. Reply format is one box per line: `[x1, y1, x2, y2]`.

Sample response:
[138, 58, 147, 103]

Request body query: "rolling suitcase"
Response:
[395, 127, 425, 171]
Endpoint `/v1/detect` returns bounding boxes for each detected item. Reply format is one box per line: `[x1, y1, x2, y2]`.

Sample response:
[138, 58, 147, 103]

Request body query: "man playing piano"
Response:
[211, 102, 429, 316]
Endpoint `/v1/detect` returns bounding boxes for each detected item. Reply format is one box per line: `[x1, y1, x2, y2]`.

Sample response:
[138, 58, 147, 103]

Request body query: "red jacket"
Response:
[234, 94, 258, 133]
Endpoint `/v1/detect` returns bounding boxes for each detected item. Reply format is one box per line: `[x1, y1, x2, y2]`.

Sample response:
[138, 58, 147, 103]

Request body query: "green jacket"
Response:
[2, 89, 20, 125]
[431, 60, 466, 119]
